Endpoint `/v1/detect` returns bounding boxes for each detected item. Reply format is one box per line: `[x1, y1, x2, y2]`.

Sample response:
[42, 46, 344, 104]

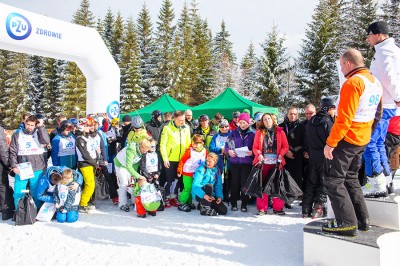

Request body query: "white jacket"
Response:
[370, 38, 400, 109]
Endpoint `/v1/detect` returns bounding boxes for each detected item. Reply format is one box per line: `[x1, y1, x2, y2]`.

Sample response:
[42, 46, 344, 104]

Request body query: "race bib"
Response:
[263, 154, 277, 165]
[58, 137, 76, 156]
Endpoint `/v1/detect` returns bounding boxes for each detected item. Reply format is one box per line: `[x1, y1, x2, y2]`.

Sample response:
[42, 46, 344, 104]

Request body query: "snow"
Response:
[2, 172, 399, 266]
[0, 199, 308, 266]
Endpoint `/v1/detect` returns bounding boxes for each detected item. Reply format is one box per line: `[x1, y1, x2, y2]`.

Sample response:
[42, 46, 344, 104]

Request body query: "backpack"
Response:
[95, 167, 110, 200]
[15, 192, 37, 226]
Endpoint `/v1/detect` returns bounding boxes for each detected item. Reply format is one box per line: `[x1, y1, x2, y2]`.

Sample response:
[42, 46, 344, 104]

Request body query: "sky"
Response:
[0, 0, 320, 60]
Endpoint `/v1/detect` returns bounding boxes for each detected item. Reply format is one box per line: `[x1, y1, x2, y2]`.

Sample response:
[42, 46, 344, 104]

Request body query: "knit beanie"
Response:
[238, 113, 250, 124]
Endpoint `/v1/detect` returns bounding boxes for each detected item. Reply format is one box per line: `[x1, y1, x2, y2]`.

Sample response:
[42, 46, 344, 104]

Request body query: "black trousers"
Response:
[323, 140, 369, 226]
[0, 163, 8, 211]
[230, 164, 252, 207]
[302, 153, 327, 214]
[164, 161, 178, 197]
[195, 184, 227, 215]
[223, 170, 232, 201]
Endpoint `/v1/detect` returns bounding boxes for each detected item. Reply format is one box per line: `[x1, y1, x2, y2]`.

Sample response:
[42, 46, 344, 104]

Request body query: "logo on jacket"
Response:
[6, 13, 32, 40]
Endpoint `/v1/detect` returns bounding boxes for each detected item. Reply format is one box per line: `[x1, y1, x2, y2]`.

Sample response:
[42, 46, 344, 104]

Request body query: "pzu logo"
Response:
[107, 101, 120, 119]
[6, 13, 32, 40]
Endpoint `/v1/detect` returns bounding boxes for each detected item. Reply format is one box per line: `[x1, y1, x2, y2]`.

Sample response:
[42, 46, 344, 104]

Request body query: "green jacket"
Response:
[127, 128, 149, 145]
[114, 142, 142, 179]
[160, 121, 191, 162]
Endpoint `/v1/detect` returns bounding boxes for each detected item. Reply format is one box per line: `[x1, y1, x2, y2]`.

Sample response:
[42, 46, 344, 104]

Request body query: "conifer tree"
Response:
[111, 12, 124, 64]
[169, 2, 195, 104]
[137, 4, 156, 104]
[64, 0, 95, 117]
[152, 0, 175, 97]
[28, 56, 45, 114]
[213, 20, 237, 95]
[190, 13, 214, 105]
[2, 52, 30, 128]
[295, 0, 342, 106]
[239, 42, 261, 101]
[120, 17, 143, 112]
[43, 58, 65, 125]
[96, 17, 104, 38]
[0, 50, 11, 123]
[381, 0, 400, 45]
[258, 25, 291, 107]
[102, 8, 114, 51]
[343, 0, 377, 65]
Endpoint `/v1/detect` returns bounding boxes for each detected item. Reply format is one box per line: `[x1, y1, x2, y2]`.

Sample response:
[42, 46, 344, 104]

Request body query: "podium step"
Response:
[327, 193, 400, 230]
[304, 219, 398, 266]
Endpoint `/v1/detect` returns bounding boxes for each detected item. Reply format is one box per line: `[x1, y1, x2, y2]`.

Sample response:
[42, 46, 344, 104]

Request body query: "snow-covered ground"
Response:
[1, 171, 399, 266]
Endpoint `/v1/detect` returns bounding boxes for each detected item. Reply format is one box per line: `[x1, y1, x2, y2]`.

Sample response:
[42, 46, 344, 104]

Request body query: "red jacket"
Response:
[252, 126, 289, 169]
[388, 116, 400, 135]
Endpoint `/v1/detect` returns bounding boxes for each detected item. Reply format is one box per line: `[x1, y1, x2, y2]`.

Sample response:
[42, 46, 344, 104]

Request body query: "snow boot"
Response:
[178, 203, 191, 212]
[120, 204, 130, 212]
[200, 204, 218, 216]
[358, 218, 370, 231]
[361, 173, 388, 198]
[322, 220, 357, 237]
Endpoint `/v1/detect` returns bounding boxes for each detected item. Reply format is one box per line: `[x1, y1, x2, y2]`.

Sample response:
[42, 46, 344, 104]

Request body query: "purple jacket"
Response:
[224, 127, 255, 165]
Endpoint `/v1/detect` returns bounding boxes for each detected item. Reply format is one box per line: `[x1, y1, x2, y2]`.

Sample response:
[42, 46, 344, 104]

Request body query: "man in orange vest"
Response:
[322, 49, 383, 236]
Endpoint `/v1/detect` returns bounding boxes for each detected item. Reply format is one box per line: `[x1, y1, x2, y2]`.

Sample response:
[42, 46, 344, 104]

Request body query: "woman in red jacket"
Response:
[252, 113, 289, 215]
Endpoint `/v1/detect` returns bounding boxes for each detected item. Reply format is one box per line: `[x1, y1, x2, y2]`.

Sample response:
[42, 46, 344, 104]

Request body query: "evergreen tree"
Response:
[152, 0, 175, 97]
[239, 42, 261, 101]
[102, 8, 114, 51]
[213, 20, 237, 95]
[258, 25, 291, 107]
[120, 17, 143, 112]
[190, 15, 215, 105]
[96, 17, 104, 39]
[343, 0, 377, 65]
[169, 2, 195, 104]
[111, 12, 124, 64]
[64, 0, 95, 117]
[295, 0, 343, 106]
[43, 58, 65, 125]
[381, 0, 400, 45]
[2, 52, 30, 128]
[137, 4, 157, 104]
[72, 0, 96, 27]
[28, 56, 45, 114]
[0, 50, 11, 124]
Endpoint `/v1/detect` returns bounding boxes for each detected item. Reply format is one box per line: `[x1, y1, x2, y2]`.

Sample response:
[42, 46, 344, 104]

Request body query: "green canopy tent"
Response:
[121, 94, 190, 122]
[191, 87, 278, 120]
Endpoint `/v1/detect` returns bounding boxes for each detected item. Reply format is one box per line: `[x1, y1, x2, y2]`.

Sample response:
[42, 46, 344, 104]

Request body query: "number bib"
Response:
[58, 184, 69, 206]
[58, 136, 76, 156]
[146, 152, 159, 173]
[18, 131, 44, 155]
[263, 154, 277, 165]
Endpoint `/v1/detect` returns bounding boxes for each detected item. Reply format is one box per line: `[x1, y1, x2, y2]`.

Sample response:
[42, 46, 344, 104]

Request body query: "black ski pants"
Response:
[323, 140, 369, 226]
[195, 184, 227, 215]
[230, 164, 252, 207]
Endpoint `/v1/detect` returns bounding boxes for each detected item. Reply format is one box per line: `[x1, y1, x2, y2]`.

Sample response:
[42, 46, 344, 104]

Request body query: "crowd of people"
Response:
[0, 22, 399, 237]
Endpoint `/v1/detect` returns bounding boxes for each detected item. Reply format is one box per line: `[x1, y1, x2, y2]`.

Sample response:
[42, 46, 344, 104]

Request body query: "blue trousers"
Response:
[14, 170, 43, 210]
[363, 108, 396, 176]
[56, 210, 79, 223]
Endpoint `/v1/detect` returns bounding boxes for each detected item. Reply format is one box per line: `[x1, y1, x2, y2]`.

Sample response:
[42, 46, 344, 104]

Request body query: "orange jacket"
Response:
[177, 145, 208, 177]
[326, 68, 382, 148]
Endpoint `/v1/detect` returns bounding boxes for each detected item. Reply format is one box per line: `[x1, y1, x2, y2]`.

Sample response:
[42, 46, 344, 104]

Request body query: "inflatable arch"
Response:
[0, 3, 120, 118]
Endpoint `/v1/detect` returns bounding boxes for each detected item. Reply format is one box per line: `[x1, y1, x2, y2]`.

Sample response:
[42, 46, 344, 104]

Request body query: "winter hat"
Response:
[122, 115, 132, 123]
[232, 111, 241, 118]
[253, 112, 263, 122]
[219, 119, 229, 127]
[243, 109, 250, 115]
[366, 21, 389, 35]
[238, 113, 250, 124]
[199, 114, 209, 122]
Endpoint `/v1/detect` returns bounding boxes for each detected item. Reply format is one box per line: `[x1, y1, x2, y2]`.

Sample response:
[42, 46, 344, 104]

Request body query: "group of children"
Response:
[114, 134, 226, 218]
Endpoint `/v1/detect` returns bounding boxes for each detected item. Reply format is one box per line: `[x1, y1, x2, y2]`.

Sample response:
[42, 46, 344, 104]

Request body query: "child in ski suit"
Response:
[192, 153, 227, 216]
[53, 169, 80, 223]
[177, 134, 208, 212]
